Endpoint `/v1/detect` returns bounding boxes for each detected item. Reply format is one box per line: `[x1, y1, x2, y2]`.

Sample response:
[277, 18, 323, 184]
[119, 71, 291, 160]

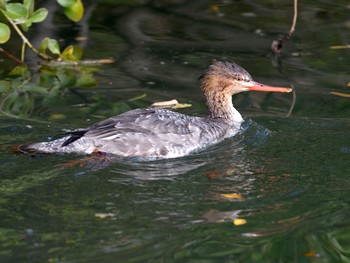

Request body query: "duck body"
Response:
[25, 61, 291, 159]
[28, 107, 243, 159]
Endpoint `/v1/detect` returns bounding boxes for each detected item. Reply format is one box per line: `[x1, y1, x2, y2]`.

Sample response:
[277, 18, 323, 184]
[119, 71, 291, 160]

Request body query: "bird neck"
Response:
[205, 92, 243, 123]
[201, 77, 243, 124]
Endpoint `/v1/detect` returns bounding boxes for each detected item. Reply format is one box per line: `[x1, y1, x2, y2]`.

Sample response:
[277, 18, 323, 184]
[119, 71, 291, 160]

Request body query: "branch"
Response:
[4, 14, 51, 61]
[0, 47, 24, 65]
[271, 0, 298, 54]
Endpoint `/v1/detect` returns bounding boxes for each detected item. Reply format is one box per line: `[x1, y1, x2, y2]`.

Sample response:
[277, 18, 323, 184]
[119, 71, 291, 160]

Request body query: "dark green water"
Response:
[1, 1, 350, 262]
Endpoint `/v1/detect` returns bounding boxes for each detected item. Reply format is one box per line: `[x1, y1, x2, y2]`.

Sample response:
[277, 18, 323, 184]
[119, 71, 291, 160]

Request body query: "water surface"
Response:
[1, 0, 350, 262]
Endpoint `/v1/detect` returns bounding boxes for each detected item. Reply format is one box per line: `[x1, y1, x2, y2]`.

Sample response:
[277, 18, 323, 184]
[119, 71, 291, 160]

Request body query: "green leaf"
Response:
[25, 84, 49, 95]
[0, 0, 6, 10]
[61, 45, 76, 61]
[23, 0, 34, 15]
[0, 80, 11, 92]
[39, 65, 58, 76]
[39, 37, 49, 53]
[71, 45, 83, 59]
[61, 45, 82, 61]
[3, 3, 28, 21]
[8, 92, 33, 116]
[0, 22, 10, 43]
[57, 0, 76, 8]
[57, 70, 76, 87]
[63, 0, 83, 22]
[21, 92, 33, 115]
[76, 73, 97, 87]
[28, 8, 48, 23]
[46, 38, 60, 55]
[61, 45, 73, 56]
[8, 65, 29, 77]
[1, 90, 19, 113]
[20, 21, 31, 31]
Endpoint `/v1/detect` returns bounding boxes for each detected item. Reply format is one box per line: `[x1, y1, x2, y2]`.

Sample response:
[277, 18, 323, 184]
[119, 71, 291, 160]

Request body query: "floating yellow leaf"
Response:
[48, 113, 66, 120]
[151, 99, 192, 109]
[172, 103, 192, 109]
[208, 5, 220, 13]
[221, 193, 244, 199]
[151, 99, 178, 108]
[233, 219, 247, 226]
[303, 251, 320, 257]
[95, 213, 114, 219]
[329, 91, 350, 98]
[75, 36, 88, 41]
[329, 44, 350, 49]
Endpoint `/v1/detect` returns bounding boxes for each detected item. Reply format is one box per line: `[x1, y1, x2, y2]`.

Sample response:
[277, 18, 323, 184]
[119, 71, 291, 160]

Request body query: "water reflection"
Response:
[110, 159, 206, 180]
[105, 118, 267, 181]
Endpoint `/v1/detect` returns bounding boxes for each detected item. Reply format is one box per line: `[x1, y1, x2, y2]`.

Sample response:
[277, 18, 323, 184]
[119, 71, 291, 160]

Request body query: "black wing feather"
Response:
[61, 130, 88, 147]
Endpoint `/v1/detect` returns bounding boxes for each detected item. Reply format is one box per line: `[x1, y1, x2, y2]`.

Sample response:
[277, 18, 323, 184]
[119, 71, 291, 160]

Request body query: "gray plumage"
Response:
[28, 108, 240, 158]
[25, 61, 290, 159]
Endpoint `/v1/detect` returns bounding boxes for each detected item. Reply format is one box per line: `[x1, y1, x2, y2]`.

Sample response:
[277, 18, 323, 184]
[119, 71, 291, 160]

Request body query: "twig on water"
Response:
[286, 85, 296, 117]
[271, 0, 298, 54]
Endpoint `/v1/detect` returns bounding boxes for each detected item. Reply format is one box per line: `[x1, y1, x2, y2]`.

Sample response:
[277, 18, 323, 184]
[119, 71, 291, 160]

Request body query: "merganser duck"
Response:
[25, 61, 292, 159]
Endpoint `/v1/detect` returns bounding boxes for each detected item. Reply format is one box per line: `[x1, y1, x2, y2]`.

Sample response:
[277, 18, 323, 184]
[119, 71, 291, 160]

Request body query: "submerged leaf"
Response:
[0, 80, 11, 92]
